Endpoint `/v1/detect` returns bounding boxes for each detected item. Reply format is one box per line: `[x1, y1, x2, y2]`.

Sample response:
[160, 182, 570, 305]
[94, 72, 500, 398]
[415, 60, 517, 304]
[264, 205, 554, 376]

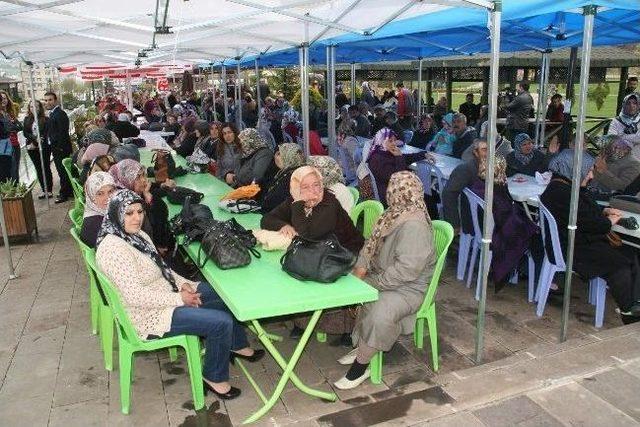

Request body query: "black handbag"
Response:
[169, 196, 214, 246]
[167, 186, 205, 204]
[196, 219, 261, 270]
[280, 234, 356, 283]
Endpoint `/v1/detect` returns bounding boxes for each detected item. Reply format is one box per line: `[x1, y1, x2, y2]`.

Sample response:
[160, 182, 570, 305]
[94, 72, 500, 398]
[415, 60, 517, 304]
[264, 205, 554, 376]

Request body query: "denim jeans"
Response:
[163, 283, 249, 382]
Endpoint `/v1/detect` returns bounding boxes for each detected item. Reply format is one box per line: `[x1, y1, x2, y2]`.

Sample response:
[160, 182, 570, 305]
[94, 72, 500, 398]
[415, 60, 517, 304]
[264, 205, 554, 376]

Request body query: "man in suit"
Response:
[44, 92, 72, 203]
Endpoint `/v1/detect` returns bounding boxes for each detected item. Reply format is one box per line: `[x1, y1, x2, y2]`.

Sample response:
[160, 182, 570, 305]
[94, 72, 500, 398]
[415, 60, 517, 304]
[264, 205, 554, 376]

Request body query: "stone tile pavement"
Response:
[0, 196, 638, 426]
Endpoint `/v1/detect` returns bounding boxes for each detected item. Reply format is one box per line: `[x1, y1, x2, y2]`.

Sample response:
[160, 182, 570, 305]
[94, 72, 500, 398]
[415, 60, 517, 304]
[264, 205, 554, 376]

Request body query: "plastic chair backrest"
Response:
[68, 208, 83, 230]
[350, 200, 384, 239]
[538, 202, 566, 269]
[419, 220, 455, 312]
[462, 188, 486, 240]
[348, 186, 360, 205]
[416, 161, 445, 197]
[84, 250, 144, 347]
[62, 157, 85, 200]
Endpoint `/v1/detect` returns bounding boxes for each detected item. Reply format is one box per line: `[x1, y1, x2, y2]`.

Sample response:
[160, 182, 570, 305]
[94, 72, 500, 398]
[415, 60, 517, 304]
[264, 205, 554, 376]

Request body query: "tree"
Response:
[267, 67, 300, 101]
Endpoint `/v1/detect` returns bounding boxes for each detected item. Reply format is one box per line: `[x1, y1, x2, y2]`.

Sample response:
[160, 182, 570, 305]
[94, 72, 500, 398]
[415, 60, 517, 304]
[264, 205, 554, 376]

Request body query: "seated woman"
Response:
[190, 120, 216, 159]
[173, 116, 198, 157]
[506, 133, 557, 177]
[226, 128, 276, 188]
[307, 155, 354, 213]
[80, 172, 116, 247]
[426, 113, 455, 155]
[96, 190, 264, 400]
[608, 92, 640, 148]
[335, 171, 436, 389]
[110, 159, 175, 257]
[336, 119, 359, 185]
[541, 150, 640, 323]
[409, 114, 436, 150]
[261, 166, 365, 342]
[591, 136, 640, 193]
[470, 156, 538, 288]
[357, 128, 427, 206]
[216, 123, 242, 181]
[260, 143, 305, 213]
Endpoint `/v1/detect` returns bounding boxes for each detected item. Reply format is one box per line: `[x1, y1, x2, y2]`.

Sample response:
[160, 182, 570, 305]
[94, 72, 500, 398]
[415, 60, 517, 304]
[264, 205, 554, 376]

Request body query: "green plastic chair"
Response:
[62, 157, 85, 210]
[350, 200, 384, 239]
[68, 207, 84, 231]
[348, 186, 360, 205]
[84, 250, 205, 414]
[69, 228, 113, 367]
[370, 220, 455, 383]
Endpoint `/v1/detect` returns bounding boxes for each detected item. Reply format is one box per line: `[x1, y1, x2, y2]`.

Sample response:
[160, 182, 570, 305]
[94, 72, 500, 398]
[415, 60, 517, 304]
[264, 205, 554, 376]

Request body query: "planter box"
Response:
[1, 187, 38, 240]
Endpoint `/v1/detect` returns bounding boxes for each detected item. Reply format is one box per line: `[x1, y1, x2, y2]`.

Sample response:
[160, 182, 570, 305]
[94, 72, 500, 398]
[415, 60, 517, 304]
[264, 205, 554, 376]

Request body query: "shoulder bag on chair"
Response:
[280, 234, 356, 283]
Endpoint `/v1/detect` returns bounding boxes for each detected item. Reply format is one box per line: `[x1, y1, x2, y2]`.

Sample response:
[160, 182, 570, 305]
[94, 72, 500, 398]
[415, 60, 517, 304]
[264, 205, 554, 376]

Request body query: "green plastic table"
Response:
[140, 149, 378, 423]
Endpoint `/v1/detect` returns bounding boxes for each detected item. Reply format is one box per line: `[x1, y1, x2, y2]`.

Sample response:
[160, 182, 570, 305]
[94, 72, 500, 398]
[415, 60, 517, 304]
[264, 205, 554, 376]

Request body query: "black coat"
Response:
[47, 106, 71, 154]
[23, 116, 48, 146]
[259, 167, 295, 214]
[107, 121, 140, 141]
[175, 133, 198, 157]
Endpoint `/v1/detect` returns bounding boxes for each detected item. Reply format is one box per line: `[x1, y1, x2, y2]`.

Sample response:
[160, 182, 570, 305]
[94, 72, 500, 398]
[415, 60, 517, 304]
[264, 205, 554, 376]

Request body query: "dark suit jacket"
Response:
[47, 106, 71, 153]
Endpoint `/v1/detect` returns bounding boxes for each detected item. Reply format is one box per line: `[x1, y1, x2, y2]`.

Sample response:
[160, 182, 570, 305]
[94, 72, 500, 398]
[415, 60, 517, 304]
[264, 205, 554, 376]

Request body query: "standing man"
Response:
[44, 92, 72, 204]
[459, 93, 480, 127]
[395, 82, 415, 129]
[624, 77, 638, 97]
[503, 80, 534, 140]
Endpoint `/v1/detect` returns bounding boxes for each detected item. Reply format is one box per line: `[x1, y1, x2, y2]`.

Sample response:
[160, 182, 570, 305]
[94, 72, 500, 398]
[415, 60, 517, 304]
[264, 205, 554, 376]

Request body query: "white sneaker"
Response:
[333, 368, 370, 390]
[337, 348, 358, 365]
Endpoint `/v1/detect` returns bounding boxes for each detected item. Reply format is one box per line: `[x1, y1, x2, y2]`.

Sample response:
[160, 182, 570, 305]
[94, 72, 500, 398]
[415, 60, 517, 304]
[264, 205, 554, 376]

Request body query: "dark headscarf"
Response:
[97, 190, 178, 292]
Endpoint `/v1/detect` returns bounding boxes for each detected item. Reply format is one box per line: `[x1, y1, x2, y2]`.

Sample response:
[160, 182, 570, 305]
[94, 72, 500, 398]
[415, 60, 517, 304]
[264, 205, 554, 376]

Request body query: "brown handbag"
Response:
[152, 150, 170, 183]
[606, 231, 623, 247]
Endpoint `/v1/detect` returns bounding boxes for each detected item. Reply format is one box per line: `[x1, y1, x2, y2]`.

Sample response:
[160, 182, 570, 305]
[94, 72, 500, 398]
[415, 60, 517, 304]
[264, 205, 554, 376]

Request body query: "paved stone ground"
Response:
[0, 195, 637, 427]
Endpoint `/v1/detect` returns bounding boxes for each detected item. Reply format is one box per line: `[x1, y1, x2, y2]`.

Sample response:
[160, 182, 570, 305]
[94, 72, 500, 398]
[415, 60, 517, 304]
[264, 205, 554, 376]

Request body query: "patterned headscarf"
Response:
[238, 128, 268, 158]
[603, 136, 632, 161]
[417, 114, 434, 133]
[84, 171, 116, 218]
[307, 155, 345, 186]
[478, 155, 507, 185]
[618, 93, 640, 130]
[360, 171, 430, 268]
[548, 148, 595, 182]
[81, 142, 111, 165]
[277, 143, 305, 171]
[97, 189, 178, 292]
[513, 133, 535, 166]
[366, 127, 396, 161]
[109, 159, 145, 191]
[83, 127, 116, 148]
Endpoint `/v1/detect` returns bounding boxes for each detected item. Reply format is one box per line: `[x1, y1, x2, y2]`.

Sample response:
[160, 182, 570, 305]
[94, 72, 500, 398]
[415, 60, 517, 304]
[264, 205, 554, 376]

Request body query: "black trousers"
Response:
[27, 146, 53, 193]
[52, 146, 72, 198]
[604, 246, 640, 312]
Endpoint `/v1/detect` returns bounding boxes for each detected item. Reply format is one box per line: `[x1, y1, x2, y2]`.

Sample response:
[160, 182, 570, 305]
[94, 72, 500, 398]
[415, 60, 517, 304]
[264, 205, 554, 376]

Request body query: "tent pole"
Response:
[350, 62, 356, 105]
[55, 68, 64, 110]
[560, 5, 596, 343]
[28, 64, 50, 209]
[222, 65, 229, 122]
[210, 64, 217, 122]
[299, 42, 310, 157]
[236, 62, 243, 129]
[474, 0, 501, 365]
[255, 59, 261, 122]
[417, 57, 423, 115]
[125, 69, 133, 112]
[327, 45, 337, 158]
[538, 52, 551, 148]
[534, 53, 545, 147]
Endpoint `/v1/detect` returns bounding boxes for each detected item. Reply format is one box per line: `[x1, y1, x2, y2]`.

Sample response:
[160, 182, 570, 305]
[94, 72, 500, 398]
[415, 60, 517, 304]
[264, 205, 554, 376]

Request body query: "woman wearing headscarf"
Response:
[96, 190, 263, 400]
[608, 92, 640, 146]
[261, 166, 365, 343]
[226, 128, 276, 188]
[173, 116, 198, 157]
[80, 172, 116, 247]
[540, 149, 640, 323]
[336, 118, 359, 185]
[259, 143, 305, 213]
[592, 136, 640, 192]
[75, 128, 119, 184]
[409, 114, 436, 150]
[216, 123, 242, 181]
[505, 133, 557, 177]
[110, 159, 174, 256]
[426, 113, 456, 155]
[470, 156, 538, 287]
[334, 171, 436, 389]
[307, 155, 354, 213]
[358, 128, 427, 206]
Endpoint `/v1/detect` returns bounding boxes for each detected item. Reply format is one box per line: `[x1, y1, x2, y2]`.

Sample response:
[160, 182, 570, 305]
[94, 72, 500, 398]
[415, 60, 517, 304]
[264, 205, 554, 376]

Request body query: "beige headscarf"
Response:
[289, 166, 324, 217]
[360, 171, 430, 269]
[478, 155, 507, 184]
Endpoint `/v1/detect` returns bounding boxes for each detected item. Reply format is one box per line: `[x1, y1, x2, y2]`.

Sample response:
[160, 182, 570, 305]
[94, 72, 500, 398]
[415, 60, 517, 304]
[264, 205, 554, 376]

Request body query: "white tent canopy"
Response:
[0, 0, 473, 66]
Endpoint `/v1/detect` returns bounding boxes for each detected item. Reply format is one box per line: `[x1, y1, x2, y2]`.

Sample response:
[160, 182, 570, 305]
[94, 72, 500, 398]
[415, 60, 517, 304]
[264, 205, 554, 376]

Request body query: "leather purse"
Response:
[166, 186, 204, 205]
[280, 234, 356, 283]
[197, 219, 260, 270]
[151, 149, 173, 183]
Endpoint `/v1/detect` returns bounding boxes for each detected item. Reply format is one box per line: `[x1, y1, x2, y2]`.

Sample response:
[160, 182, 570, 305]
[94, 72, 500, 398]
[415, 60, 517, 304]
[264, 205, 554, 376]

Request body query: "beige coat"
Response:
[96, 231, 197, 339]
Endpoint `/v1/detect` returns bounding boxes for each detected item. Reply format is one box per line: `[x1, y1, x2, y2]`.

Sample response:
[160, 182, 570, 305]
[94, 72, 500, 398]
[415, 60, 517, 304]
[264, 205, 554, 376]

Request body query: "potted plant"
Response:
[0, 180, 38, 240]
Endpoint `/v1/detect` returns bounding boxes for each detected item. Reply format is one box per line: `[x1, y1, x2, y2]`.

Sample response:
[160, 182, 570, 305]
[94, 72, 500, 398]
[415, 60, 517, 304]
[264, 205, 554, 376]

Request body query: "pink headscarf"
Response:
[109, 159, 144, 191]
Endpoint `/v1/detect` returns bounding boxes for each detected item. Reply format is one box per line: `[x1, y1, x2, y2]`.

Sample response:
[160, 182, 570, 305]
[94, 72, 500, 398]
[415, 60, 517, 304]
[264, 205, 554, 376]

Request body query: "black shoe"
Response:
[54, 196, 69, 204]
[202, 381, 241, 400]
[289, 325, 304, 339]
[230, 349, 265, 365]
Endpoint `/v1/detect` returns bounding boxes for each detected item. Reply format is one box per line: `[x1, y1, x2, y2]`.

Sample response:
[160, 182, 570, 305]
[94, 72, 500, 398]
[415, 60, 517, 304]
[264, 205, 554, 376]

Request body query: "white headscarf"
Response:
[84, 171, 116, 218]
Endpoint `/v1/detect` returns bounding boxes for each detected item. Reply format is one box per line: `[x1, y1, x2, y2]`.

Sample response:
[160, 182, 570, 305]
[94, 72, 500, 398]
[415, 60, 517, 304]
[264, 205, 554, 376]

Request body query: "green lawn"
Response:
[437, 82, 620, 119]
